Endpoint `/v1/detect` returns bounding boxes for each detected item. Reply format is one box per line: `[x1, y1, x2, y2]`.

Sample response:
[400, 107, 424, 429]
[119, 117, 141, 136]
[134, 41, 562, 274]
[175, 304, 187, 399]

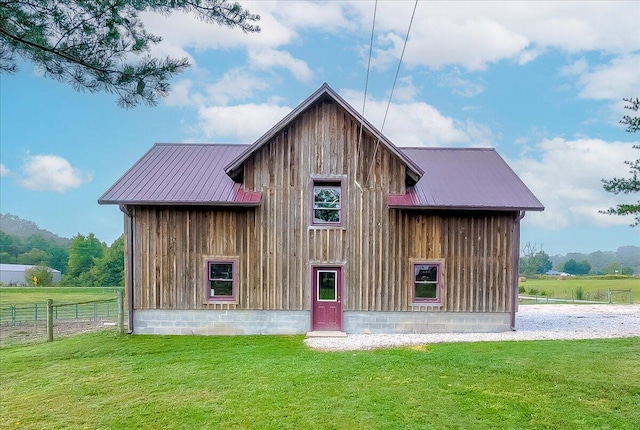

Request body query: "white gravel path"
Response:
[304, 304, 640, 351]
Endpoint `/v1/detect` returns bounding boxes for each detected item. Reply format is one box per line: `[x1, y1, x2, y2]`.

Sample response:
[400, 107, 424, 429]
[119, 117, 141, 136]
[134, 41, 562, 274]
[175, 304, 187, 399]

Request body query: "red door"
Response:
[312, 267, 342, 331]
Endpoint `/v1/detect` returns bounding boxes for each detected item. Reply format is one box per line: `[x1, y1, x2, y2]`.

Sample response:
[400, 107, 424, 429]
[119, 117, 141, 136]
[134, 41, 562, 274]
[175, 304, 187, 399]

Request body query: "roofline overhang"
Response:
[387, 204, 545, 212]
[224, 83, 424, 183]
[99, 200, 262, 207]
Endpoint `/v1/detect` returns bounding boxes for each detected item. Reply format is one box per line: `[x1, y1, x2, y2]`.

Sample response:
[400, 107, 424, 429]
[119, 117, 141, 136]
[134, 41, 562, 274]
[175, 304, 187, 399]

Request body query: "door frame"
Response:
[310, 264, 343, 331]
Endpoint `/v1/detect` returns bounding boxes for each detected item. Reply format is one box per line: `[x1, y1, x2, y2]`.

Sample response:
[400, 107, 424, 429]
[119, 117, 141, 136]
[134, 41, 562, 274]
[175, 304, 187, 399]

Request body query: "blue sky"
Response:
[1, 1, 639, 256]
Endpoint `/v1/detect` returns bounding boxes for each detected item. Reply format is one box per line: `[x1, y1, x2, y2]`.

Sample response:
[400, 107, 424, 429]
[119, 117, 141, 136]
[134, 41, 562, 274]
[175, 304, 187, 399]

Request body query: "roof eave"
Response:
[97, 200, 262, 208]
[387, 204, 545, 212]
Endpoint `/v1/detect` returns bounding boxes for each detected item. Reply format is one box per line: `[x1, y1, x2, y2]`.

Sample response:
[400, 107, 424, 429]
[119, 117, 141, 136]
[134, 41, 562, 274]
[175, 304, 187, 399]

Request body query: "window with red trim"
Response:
[413, 262, 441, 303]
[312, 180, 342, 226]
[207, 260, 236, 301]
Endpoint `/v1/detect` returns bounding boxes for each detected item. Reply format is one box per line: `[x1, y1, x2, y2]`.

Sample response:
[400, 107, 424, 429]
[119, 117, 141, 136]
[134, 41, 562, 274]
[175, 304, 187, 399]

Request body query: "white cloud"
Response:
[247, 48, 313, 82]
[391, 77, 419, 103]
[17, 154, 92, 192]
[347, 1, 639, 72]
[197, 103, 292, 143]
[342, 90, 494, 147]
[164, 79, 203, 108]
[0, 164, 10, 176]
[509, 138, 639, 230]
[560, 58, 589, 76]
[205, 70, 270, 105]
[575, 55, 640, 100]
[262, 1, 355, 33]
[438, 69, 485, 97]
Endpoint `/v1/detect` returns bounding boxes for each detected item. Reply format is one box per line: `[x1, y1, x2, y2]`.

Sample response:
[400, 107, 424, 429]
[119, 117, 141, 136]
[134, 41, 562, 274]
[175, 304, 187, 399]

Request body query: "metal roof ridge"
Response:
[153, 142, 251, 147]
[401, 147, 496, 151]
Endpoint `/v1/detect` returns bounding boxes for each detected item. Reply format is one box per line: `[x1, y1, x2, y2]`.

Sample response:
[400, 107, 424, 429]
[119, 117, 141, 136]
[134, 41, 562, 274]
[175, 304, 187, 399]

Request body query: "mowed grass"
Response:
[0, 287, 123, 306]
[1, 333, 639, 429]
[519, 277, 640, 301]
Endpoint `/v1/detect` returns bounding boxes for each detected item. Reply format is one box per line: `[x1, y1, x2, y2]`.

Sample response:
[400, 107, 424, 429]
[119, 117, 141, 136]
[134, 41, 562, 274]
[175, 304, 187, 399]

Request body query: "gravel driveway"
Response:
[305, 304, 640, 351]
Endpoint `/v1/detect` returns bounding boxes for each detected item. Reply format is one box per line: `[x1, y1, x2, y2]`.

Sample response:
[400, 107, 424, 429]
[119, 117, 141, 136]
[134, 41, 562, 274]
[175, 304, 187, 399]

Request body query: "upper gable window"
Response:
[312, 180, 342, 226]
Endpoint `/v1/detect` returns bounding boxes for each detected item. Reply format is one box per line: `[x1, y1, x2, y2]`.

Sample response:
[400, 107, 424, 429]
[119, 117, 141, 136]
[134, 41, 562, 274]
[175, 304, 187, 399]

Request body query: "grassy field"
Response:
[1, 333, 639, 429]
[519, 277, 640, 302]
[0, 287, 123, 306]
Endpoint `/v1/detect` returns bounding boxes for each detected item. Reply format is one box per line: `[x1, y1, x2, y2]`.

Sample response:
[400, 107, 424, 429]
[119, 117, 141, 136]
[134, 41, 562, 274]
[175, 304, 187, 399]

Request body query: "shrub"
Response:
[539, 290, 547, 296]
[518, 285, 526, 293]
[528, 288, 540, 296]
[575, 286, 584, 301]
[24, 266, 54, 286]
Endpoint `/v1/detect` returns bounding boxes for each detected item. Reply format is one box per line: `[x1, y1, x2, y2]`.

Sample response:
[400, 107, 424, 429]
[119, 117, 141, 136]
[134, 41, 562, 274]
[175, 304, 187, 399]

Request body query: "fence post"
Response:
[11, 305, 16, 326]
[608, 289, 612, 304]
[117, 291, 125, 336]
[35, 303, 38, 321]
[46, 299, 53, 342]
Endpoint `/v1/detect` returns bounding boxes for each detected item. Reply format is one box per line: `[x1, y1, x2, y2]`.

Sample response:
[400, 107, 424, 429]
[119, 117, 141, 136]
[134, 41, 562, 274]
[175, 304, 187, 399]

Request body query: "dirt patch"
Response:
[0, 320, 124, 348]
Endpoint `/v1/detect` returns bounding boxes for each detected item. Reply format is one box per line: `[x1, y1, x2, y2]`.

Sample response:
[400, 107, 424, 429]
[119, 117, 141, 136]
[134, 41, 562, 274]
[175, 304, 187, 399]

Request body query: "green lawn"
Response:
[519, 277, 640, 303]
[1, 333, 639, 429]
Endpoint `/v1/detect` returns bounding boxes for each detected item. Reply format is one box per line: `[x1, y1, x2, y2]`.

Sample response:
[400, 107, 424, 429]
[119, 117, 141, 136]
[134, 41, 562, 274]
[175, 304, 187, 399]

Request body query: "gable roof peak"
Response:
[224, 83, 423, 182]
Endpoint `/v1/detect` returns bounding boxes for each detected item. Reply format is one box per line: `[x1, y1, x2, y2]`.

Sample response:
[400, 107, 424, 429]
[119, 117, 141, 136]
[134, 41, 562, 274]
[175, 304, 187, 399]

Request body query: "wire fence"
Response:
[0, 293, 126, 345]
[0, 297, 126, 326]
[519, 288, 633, 305]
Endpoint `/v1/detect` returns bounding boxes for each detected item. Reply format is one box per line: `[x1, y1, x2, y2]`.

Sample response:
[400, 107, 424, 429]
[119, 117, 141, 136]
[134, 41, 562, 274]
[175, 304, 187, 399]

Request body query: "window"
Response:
[206, 260, 236, 301]
[413, 262, 441, 303]
[312, 180, 342, 225]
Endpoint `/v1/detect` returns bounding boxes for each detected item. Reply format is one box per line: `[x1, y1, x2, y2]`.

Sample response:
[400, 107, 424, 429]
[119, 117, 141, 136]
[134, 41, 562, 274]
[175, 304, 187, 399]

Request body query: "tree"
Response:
[601, 97, 640, 226]
[0, 251, 13, 263]
[16, 248, 49, 265]
[0, 1, 260, 107]
[0, 230, 22, 259]
[48, 246, 69, 274]
[89, 235, 125, 286]
[519, 242, 552, 276]
[563, 259, 591, 276]
[66, 233, 104, 280]
[25, 265, 54, 286]
[23, 234, 53, 253]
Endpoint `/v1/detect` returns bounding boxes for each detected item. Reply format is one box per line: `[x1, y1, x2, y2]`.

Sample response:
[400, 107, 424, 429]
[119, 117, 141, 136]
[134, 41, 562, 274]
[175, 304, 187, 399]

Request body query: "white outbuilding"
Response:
[0, 264, 61, 285]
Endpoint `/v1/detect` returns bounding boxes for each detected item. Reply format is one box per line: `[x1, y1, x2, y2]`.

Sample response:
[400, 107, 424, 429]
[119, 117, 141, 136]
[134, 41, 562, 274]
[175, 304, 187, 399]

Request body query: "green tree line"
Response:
[519, 242, 638, 276]
[0, 231, 124, 286]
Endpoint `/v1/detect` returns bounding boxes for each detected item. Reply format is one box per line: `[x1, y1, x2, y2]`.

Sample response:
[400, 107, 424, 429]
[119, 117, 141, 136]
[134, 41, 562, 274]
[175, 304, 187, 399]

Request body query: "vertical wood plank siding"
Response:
[130, 99, 517, 313]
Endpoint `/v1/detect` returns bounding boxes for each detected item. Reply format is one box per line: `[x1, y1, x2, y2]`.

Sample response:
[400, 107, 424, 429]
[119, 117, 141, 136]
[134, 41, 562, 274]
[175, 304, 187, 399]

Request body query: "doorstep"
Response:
[305, 331, 348, 338]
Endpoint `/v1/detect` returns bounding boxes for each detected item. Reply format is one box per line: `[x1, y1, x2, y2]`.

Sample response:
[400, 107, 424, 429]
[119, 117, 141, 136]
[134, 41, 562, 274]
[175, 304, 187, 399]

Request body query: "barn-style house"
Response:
[99, 83, 543, 335]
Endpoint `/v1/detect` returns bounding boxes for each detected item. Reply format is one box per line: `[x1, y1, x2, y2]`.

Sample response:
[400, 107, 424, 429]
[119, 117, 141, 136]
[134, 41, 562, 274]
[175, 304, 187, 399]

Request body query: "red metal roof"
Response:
[100, 144, 542, 212]
[98, 144, 261, 206]
[388, 148, 544, 211]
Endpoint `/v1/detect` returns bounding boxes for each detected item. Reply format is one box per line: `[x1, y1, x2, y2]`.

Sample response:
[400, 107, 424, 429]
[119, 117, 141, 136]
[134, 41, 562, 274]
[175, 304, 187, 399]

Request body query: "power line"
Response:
[366, 0, 419, 186]
[380, 0, 418, 134]
[356, 0, 378, 184]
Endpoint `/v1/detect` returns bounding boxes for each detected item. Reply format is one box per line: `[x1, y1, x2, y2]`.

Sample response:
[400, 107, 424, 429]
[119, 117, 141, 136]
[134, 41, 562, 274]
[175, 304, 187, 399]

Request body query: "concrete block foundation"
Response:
[132, 309, 511, 335]
[343, 311, 511, 333]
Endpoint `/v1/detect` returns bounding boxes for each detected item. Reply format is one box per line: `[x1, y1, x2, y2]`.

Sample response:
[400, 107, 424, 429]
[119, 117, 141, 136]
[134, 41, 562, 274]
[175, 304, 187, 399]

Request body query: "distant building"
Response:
[0, 264, 61, 284]
[545, 270, 571, 277]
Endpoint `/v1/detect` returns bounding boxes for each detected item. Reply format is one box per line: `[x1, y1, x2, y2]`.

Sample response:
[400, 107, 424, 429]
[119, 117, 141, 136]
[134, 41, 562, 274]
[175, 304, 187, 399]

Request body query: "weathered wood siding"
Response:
[128, 98, 517, 313]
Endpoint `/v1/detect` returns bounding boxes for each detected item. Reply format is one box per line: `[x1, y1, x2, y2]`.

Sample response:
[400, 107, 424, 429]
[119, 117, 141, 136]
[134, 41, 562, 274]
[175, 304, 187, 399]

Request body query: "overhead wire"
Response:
[365, 0, 419, 187]
[355, 0, 378, 189]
